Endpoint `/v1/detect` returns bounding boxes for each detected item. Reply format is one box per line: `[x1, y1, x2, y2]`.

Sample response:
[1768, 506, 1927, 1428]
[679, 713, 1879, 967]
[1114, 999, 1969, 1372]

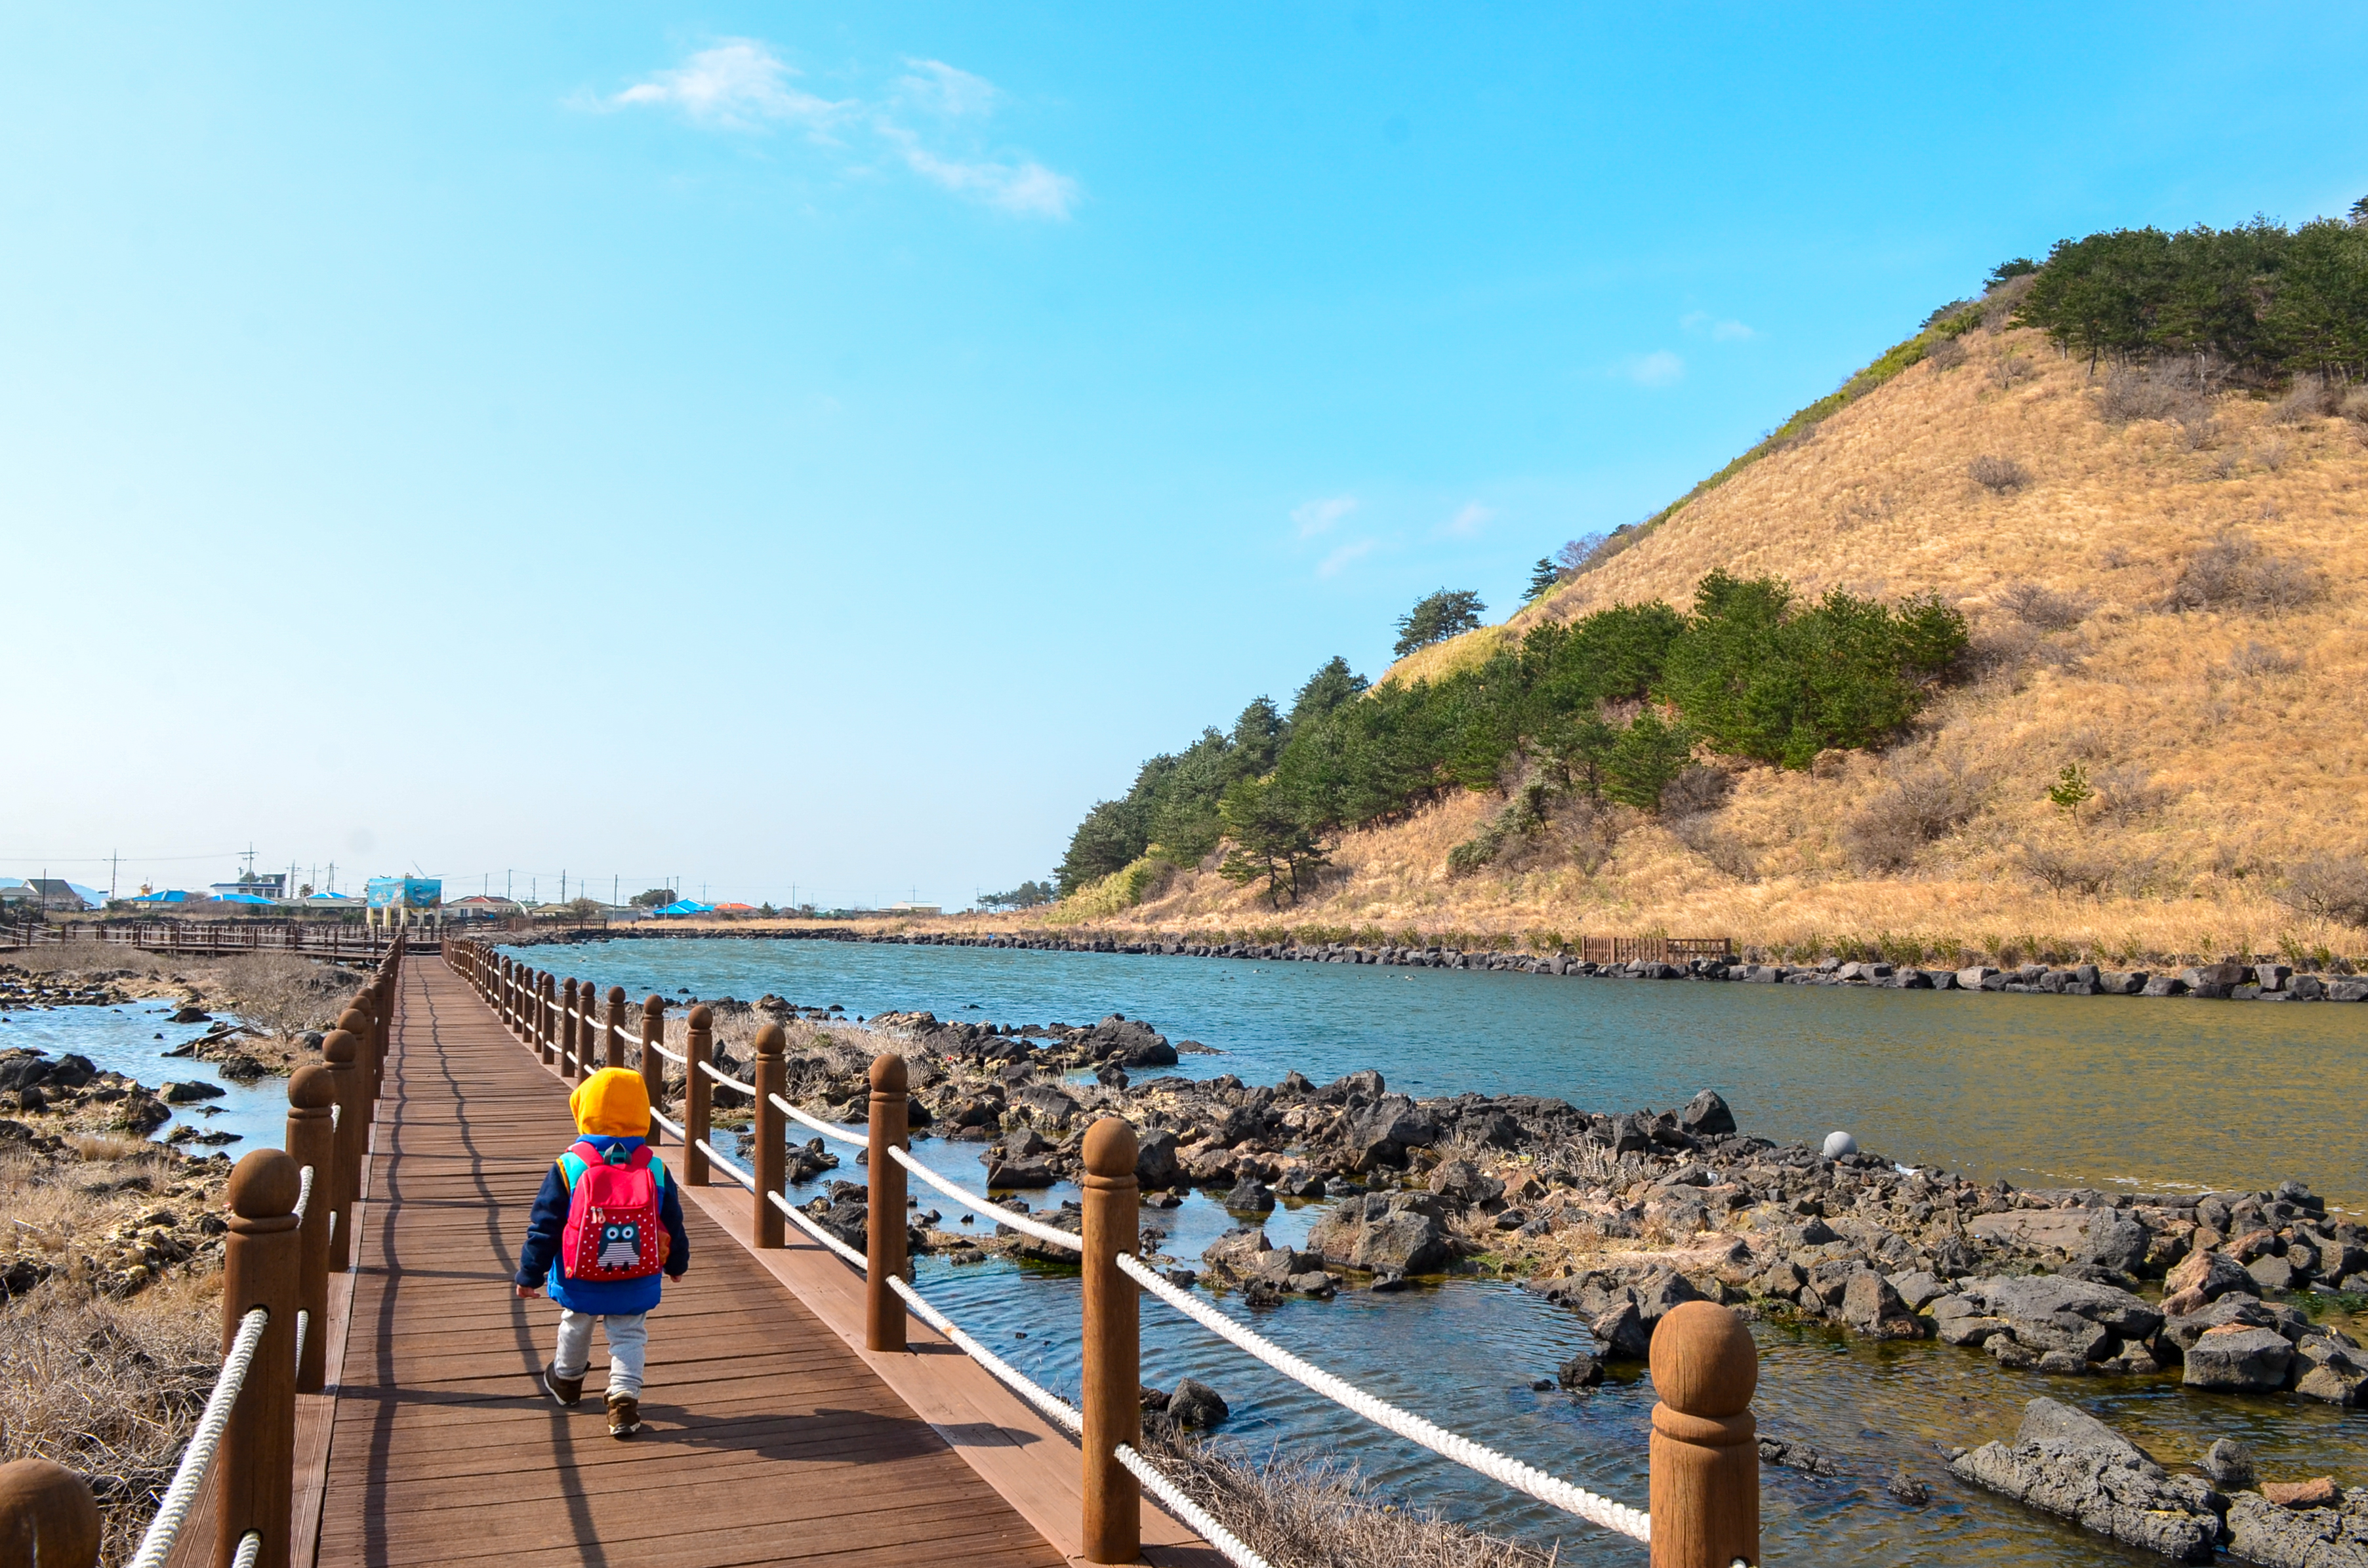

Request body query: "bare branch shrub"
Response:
[1135, 1423, 1557, 1568]
[2270, 374, 2337, 424]
[205, 954, 355, 1039]
[1660, 765, 1733, 817]
[2020, 844, 2127, 897]
[2163, 533, 2327, 613]
[2255, 437, 2289, 471]
[1924, 337, 1967, 372]
[2094, 765, 2173, 825]
[2274, 856, 2368, 929]
[2341, 387, 2368, 426]
[1969, 454, 2031, 494]
[1989, 350, 2035, 390]
[1845, 758, 1991, 872]
[1995, 581, 2094, 630]
[2099, 364, 2209, 425]
[2224, 640, 2302, 679]
[1667, 812, 1760, 881]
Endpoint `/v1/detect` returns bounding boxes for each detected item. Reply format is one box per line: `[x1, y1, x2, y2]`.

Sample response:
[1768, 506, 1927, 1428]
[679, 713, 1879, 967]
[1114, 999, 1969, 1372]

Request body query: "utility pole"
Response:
[612, 875, 618, 908]
[109, 851, 119, 901]
[328, 861, 336, 895]
[506, 870, 512, 900]
[561, 870, 568, 902]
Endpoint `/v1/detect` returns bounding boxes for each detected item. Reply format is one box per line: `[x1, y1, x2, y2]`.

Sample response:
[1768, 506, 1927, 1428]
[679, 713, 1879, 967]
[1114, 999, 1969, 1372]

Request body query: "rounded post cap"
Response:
[687, 1004, 712, 1030]
[288, 1064, 335, 1110]
[607, 986, 626, 1005]
[229, 1148, 304, 1219]
[868, 1053, 908, 1094]
[1082, 1116, 1139, 1178]
[643, 994, 666, 1014]
[321, 1029, 356, 1066]
[754, 1022, 786, 1058]
[0, 1458, 102, 1568]
[336, 1008, 371, 1035]
[1648, 1300, 1758, 1417]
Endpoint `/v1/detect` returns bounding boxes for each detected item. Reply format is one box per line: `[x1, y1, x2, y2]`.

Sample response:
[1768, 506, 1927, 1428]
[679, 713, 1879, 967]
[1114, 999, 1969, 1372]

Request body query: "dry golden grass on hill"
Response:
[1054, 319, 2368, 963]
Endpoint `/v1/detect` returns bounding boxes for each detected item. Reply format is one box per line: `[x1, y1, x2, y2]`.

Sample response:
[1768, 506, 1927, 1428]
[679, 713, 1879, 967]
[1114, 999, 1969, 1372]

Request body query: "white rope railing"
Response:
[648, 1040, 685, 1064]
[766, 1190, 870, 1268]
[292, 1165, 314, 1224]
[696, 1138, 755, 1190]
[767, 1092, 866, 1148]
[229, 1529, 262, 1568]
[1116, 1254, 1650, 1543]
[650, 1109, 685, 1138]
[889, 1276, 1081, 1433]
[127, 1306, 270, 1568]
[1114, 1443, 1276, 1568]
[887, 1146, 1085, 1251]
[698, 1059, 756, 1095]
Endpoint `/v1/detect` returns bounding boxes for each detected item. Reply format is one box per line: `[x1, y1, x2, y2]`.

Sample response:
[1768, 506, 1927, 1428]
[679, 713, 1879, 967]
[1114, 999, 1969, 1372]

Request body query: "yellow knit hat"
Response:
[570, 1068, 651, 1137]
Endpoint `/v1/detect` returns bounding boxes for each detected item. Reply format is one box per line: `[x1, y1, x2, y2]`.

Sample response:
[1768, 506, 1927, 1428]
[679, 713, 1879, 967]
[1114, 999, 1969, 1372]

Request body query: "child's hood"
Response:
[570, 1067, 651, 1136]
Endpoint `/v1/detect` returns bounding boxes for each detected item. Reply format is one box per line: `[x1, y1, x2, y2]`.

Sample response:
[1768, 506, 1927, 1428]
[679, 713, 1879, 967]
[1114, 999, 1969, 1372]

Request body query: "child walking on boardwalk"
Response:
[515, 1067, 691, 1438]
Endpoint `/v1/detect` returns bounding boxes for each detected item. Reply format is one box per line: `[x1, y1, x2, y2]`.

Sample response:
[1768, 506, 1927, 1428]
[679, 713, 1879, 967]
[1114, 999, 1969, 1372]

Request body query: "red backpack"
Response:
[558, 1140, 664, 1281]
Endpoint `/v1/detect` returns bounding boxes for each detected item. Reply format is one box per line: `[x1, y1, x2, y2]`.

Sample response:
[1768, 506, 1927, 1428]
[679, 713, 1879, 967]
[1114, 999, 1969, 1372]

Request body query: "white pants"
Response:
[554, 1308, 647, 1398]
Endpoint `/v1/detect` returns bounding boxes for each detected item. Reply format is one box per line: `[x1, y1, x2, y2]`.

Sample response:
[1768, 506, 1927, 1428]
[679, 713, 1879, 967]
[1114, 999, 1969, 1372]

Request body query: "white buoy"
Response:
[1823, 1130, 1858, 1158]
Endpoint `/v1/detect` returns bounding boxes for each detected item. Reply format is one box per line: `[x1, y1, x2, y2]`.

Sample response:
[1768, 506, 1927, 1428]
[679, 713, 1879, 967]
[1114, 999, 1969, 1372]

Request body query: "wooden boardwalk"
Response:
[313, 956, 1080, 1568]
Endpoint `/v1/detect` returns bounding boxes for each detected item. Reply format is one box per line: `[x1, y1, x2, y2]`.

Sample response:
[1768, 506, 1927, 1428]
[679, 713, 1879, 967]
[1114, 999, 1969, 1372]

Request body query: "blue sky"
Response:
[7, 5, 2363, 907]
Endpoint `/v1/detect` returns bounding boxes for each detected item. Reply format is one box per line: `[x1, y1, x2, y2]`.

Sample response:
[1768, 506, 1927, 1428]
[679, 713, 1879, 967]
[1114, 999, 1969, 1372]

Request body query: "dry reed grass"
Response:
[0, 1277, 222, 1567]
[1049, 321, 2368, 963]
[1137, 1423, 1558, 1568]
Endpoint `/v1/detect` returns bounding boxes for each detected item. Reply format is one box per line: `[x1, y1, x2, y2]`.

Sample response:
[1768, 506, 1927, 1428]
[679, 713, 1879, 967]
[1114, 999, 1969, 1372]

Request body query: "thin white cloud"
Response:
[609, 40, 847, 132]
[1625, 350, 1684, 388]
[600, 41, 1078, 220]
[879, 123, 1078, 218]
[1292, 495, 1358, 537]
[898, 58, 999, 117]
[1318, 540, 1376, 578]
[1444, 501, 1495, 538]
[1680, 310, 1757, 342]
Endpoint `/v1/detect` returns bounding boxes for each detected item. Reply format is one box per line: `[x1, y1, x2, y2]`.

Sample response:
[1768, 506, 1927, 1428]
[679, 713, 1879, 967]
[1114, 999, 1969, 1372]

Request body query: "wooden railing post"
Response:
[751, 1024, 785, 1247]
[603, 986, 628, 1072]
[866, 1054, 908, 1351]
[639, 997, 667, 1146]
[560, 978, 581, 1077]
[684, 1005, 712, 1186]
[1648, 1301, 1760, 1568]
[501, 958, 516, 1032]
[321, 1029, 364, 1275]
[285, 1065, 337, 1394]
[0, 1458, 101, 1568]
[537, 972, 555, 1064]
[219, 1150, 301, 1568]
[1080, 1117, 1141, 1564]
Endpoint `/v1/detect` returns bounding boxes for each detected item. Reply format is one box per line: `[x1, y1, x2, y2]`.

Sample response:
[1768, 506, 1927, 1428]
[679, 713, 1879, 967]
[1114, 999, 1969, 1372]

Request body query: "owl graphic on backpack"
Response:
[558, 1140, 666, 1281]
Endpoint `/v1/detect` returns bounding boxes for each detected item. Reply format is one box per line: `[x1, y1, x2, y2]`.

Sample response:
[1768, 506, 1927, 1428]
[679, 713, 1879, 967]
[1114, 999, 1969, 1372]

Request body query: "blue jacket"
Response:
[516, 1135, 690, 1315]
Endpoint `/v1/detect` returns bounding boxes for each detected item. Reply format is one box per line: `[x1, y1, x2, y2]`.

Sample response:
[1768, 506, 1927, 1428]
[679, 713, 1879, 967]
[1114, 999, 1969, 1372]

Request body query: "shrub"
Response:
[2020, 844, 2125, 896]
[1988, 351, 2035, 390]
[1843, 757, 1991, 872]
[2272, 374, 2337, 423]
[2342, 387, 2368, 424]
[2095, 765, 2173, 824]
[2164, 534, 2326, 613]
[1995, 581, 2094, 630]
[1925, 337, 1968, 371]
[2275, 856, 2368, 929]
[1969, 454, 2030, 493]
[1660, 763, 1734, 816]
[2098, 363, 2210, 425]
[2226, 640, 2302, 678]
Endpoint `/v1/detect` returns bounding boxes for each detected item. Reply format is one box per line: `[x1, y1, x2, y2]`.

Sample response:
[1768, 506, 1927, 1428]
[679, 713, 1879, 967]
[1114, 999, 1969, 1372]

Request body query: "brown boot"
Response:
[606, 1392, 641, 1439]
[542, 1363, 583, 1408]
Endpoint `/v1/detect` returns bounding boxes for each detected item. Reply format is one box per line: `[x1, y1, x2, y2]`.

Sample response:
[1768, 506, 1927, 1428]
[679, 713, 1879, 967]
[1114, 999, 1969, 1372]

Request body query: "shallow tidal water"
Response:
[0, 1000, 288, 1152]
[531, 938, 2368, 1562]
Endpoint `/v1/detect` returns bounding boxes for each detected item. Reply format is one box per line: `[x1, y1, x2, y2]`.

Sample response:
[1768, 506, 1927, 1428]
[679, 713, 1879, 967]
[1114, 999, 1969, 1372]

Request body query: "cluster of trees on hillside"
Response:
[2012, 201, 2368, 381]
[1057, 575, 1967, 904]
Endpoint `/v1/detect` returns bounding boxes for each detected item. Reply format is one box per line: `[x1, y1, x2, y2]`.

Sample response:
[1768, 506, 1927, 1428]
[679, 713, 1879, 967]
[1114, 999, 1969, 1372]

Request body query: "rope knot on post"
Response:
[1647, 1301, 1760, 1568]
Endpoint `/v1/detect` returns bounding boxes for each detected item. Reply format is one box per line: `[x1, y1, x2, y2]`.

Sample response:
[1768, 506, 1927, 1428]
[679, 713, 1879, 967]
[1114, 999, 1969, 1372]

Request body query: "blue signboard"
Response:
[365, 877, 443, 910]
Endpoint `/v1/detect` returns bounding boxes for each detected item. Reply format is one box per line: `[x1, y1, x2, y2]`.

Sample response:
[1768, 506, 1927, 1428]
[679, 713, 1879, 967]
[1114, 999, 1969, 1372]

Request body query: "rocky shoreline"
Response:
[524, 925, 2368, 1005]
[674, 997, 2368, 1415]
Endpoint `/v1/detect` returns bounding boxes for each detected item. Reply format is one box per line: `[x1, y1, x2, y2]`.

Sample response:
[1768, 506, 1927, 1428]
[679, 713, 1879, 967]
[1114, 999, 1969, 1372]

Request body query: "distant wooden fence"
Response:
[0, 920, 390, 960]
[1579, 935, 1736, 965]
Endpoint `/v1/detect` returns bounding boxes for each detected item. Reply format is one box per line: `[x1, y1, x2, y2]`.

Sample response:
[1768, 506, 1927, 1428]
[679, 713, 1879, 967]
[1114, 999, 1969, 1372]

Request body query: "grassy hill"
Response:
[1034, 255, 2368, 967]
